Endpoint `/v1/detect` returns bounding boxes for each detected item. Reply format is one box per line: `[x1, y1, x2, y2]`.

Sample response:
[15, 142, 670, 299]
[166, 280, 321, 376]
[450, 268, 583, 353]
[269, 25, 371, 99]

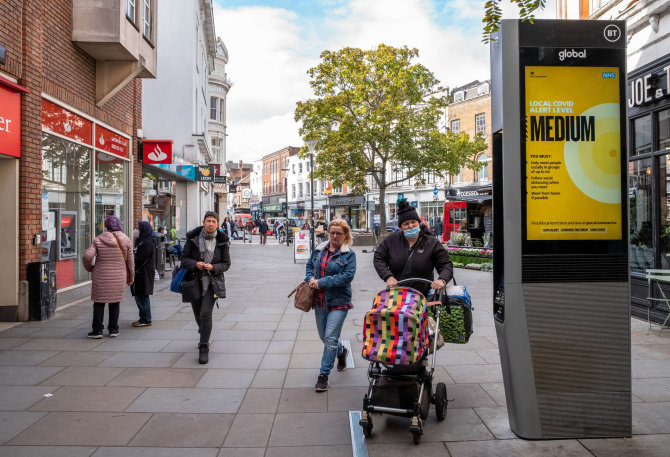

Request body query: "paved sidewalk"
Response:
[0, 242, 669, 456]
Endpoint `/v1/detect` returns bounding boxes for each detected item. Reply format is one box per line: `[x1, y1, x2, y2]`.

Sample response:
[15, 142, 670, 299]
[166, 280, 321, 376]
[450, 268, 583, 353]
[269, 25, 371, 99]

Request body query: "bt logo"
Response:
[558, 49, 586, 61]
[604, 24, 622, 43]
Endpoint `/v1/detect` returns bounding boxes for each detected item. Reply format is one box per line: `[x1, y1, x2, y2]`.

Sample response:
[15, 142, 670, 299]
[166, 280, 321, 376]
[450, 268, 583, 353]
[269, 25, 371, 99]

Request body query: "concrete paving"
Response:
[0, 239, 669, 456]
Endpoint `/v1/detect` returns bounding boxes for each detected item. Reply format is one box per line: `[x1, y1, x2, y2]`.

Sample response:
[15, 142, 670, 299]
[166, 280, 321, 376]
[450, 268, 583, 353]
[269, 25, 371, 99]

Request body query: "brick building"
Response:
[262, 146, 300, 217]
[0, 0, 157, 320]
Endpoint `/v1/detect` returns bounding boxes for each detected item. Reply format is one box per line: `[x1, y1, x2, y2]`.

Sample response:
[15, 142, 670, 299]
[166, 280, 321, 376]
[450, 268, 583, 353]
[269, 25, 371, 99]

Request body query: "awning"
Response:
[445, 194, 492, 203]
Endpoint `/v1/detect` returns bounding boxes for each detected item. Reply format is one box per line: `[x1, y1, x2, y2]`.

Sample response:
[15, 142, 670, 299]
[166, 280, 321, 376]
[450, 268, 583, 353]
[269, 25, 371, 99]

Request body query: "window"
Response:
[475, 113, 485, 135]
[659, 155, 670, 269]
[477, 153, 489, 182]
[298, 183, 303, 198]
[219, 99, 225, 123]
[451, 119, 460, 134]
[292, 164, 296, 174]
[629, 158, 652, 271]
[477, 83, 490, 95]
[633, 115, 652, 155]
[210, 97, 217, 120]
[211, 138, 221, 160]
[126, 0, 136, 22]
[453, 91, 464, 102]
[299, 163, 303, 174]
[305, 181, 310, 196]
[659, 109, 670, 151]
[292, 184, 296, 199]
[142, 0, 151, 38]
[306, 161, 310, 172]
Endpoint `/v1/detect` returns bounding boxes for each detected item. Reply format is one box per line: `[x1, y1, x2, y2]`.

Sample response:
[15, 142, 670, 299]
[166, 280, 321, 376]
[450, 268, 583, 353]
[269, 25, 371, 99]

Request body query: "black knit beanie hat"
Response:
[397, 198, 420, 225]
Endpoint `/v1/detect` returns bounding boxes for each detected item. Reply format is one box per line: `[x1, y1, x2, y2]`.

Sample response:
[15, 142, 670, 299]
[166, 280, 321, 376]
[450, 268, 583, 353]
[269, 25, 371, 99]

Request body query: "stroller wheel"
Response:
[359, 411, 373, 437]
[409, 416, 422, 444]
[435, 382, 448, 421]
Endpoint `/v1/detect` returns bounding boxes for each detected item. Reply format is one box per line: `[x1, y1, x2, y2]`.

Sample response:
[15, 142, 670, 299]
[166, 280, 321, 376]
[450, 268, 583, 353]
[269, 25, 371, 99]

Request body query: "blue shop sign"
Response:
[156, 164, 196, 181]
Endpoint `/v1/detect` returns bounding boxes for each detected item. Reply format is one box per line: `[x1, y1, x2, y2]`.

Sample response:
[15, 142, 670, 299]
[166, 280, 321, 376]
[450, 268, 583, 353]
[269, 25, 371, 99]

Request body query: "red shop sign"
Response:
[142, 139, 173, 164]
[96, 125, 129, 159]
[42, 99, 92, 145]
[0, 84, 22, 158]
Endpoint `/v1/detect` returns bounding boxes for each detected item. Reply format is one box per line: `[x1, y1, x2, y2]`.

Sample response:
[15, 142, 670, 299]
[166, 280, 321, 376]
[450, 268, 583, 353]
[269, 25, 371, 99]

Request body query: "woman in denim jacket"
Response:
[305, 219, 357, 392]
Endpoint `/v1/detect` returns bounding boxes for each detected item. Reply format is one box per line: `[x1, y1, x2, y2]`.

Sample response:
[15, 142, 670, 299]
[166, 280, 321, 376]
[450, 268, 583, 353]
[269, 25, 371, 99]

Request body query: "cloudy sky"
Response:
[212, 0, 557, 162]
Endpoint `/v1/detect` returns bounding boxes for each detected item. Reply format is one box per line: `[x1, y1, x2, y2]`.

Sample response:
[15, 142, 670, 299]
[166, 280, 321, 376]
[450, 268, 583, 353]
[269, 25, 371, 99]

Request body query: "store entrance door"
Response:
[0, 157, 20, 320]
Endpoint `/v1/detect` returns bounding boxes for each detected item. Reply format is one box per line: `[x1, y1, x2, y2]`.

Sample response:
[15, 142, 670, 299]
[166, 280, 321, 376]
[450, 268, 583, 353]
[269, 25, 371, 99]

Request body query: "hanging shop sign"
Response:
[156, 163, 196, 181]
[95, 125, 129, 158]
[214, 175, 227, 183]
[196, 165, 215, 182]
[142, 139, 173, 164]
[0, 82, 24, 158]
[42, 99, 92, 145]
[228, 184, 238, 193]
[329, 195, 365, 206]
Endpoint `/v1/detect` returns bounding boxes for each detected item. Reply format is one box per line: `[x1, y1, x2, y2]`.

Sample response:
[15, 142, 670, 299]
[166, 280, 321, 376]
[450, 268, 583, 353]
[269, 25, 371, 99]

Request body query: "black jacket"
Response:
[259, 221, 269, 233]
[133, 239, 156, 296]
[181, 227, 231, 299]
[373, 225, 453, 296]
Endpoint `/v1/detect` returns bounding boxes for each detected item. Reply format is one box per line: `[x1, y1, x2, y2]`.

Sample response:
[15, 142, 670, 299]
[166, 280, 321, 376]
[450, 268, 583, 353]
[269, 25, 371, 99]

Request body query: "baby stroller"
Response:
[359, 278, 463, 444]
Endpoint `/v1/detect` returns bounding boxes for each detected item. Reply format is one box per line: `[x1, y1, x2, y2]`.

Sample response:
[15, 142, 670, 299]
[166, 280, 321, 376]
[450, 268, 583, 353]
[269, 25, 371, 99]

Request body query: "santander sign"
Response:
[0, 84, 22, 158]
[142, 139, 173, 164]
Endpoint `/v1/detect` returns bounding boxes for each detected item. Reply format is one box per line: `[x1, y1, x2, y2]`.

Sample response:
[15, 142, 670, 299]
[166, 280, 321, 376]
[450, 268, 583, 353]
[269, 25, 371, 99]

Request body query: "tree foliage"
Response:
[483, 0, 546, 43]
[295, 44, 487, 230]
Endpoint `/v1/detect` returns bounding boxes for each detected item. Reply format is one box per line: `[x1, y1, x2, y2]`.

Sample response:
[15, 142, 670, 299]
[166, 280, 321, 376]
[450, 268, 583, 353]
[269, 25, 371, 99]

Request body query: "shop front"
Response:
[0, 77, 27, 319]
[290, 201, 305, 218]
[443, 184, 492, 245]
[150, 163, 197, 240]
[40, 97, 132, 290]
[329, 195, 366, 229]
[262, 195, 285, 218]
[305, 199, 328, 222]
[627, 54, 670, 322]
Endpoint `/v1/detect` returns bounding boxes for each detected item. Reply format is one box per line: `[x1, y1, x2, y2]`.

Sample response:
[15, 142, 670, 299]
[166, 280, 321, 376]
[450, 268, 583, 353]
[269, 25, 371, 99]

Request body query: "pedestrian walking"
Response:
[244, 219, 254, 243]
[259, 217, 269, 245]
[305, 219, 357, 392]
[131, 221, 155, 327]
[181, 211, 231, 364]
[340, 213, 351, 228]
[221, 217, 233, 238]
[432, 216, 444, 239]
[82, 216, 134, 338]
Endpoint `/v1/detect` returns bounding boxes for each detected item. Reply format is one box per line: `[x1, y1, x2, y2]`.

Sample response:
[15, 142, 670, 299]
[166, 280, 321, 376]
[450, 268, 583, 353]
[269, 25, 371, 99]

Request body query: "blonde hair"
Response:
[328, 219, 352, 248]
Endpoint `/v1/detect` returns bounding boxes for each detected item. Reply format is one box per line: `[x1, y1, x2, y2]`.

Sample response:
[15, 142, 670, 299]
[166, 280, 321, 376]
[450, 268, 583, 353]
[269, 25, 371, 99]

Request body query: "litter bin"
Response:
[155, 233, 166, 278]
[27, 261, 57, 321]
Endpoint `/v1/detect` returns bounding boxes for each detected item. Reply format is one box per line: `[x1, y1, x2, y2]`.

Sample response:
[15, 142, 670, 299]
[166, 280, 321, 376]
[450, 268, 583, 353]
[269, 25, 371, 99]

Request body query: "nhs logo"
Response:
[602, 72, 616, 79]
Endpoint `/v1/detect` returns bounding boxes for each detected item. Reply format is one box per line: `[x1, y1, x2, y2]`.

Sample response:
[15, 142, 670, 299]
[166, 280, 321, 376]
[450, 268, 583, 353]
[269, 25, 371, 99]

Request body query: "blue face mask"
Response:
[404, 226, 420, 239]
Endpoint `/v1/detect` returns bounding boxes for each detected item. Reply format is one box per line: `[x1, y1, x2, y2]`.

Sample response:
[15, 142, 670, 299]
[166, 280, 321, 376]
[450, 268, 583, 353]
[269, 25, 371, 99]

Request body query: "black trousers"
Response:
[92, 302, 120, 333]
[191, 285, 216, 344]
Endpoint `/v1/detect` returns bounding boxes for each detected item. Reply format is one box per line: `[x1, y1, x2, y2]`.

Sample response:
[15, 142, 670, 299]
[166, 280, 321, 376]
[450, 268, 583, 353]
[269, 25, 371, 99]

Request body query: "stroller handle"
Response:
[396, 277, 446, 301]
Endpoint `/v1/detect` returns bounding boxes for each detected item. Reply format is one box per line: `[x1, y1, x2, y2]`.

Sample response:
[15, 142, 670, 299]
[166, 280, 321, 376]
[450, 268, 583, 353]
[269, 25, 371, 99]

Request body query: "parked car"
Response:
[386, 218, 401, 232]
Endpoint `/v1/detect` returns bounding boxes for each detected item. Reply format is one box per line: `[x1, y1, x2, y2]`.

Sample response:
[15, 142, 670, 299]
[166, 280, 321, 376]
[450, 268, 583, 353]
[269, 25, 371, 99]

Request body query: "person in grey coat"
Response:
[181, 211, 231, 364]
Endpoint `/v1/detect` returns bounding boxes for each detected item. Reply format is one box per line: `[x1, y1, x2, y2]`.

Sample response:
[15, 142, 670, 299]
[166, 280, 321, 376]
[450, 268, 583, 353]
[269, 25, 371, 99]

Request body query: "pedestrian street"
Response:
[0, 241, 669, 456]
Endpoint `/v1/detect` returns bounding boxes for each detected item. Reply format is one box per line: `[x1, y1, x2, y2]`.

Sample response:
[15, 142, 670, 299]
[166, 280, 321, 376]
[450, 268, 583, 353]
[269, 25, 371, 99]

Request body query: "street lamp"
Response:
[281, 168, 290, 248]
[305, 140, 317, 250]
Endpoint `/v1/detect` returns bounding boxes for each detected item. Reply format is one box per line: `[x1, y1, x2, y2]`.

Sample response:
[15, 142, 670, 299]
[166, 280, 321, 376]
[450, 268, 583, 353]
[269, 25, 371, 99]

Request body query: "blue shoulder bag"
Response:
[170, 264, 188, 293]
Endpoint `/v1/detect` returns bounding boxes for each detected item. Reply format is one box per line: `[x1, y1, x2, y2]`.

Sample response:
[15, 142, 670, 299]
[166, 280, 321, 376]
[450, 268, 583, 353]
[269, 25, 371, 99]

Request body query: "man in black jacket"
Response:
[373, 200, 453, 296]
[258, 218, 269, 245]
[181, 211, 231, 364]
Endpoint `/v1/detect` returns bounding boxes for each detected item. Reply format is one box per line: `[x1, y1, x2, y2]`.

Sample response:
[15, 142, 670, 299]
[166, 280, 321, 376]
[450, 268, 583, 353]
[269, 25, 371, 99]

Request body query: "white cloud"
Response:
[214, 0, 556, 162]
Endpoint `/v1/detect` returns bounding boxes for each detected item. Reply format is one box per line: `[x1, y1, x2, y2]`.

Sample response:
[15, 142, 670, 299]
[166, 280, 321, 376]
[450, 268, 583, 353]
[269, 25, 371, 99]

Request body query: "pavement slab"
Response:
[108, 367, 205, 387]
[0, 385, 59, 411]
[446, 439, 593, 457]
[238, 388, 282, 413]
[0, 446, 97, 457]
[38, 366, 124, 386]
[268, 412, 351, 447]
[28, 385, 145, 412]
[277, 387, 327, 413]
[0, 350, 60, 366]
[129, 412, 235, 447]
[196, 368, 256, 388]
[93, 447, 219, 457]
[8, 411, 152, 446]
[0, 365, 63, 385]
[37, 351, 115, 367]
[222, 413, 275, 447]
[127, 387, 246, 413]
[0, 412, 47, 445]
[580, 434, 670, 457]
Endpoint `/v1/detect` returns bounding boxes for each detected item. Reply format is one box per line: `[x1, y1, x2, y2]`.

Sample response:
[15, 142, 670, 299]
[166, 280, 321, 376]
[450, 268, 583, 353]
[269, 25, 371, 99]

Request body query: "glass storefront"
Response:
[420, 201, 443, 225]
[629, 158, 652, 272]
[141, 172, 178, 239]
[95, 152, 128, 236]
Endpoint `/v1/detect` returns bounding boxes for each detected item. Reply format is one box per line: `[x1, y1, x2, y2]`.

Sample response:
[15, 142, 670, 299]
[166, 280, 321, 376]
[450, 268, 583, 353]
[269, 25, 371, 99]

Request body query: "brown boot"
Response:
[198, 343, 209, 364]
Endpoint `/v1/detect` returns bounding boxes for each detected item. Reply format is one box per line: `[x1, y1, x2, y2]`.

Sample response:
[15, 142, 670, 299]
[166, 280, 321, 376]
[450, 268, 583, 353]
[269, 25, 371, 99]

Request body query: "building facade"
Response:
[0, 0, 157, 320]
[209, 37, 231, 218]
[261, 146, 299, 217]
[557, 0, 670, 322]
[142, 0, 217, 237]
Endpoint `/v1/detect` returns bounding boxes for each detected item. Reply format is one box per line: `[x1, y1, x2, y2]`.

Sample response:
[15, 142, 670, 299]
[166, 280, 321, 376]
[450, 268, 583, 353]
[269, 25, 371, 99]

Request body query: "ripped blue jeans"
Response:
[314, 306, 348, 376]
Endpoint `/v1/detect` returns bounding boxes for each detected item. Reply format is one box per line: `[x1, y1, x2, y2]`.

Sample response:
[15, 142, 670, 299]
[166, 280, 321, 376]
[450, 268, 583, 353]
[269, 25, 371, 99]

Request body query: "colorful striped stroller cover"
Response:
[362, 287, 430, 365]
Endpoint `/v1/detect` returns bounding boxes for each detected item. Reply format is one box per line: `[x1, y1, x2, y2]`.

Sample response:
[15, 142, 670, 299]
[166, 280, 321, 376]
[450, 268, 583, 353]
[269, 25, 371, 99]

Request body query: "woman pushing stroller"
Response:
[373, 198, 453, 294]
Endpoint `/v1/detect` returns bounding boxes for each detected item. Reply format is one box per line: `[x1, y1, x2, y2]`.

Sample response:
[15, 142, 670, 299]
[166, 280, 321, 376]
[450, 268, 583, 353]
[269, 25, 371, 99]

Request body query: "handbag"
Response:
[288, 282, 315, 312]
[170, 264, 188, 293]
[267, 230, 273, 235]
[112, 233, 131, 283]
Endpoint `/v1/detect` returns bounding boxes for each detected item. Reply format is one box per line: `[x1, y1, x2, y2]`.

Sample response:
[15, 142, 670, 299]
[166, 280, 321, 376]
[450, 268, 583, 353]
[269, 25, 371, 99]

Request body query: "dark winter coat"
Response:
[181, 227, 231, 300]
[259, 221, 269, 233]
[373, 225, 453, 296]
[133, 238, 155, 296]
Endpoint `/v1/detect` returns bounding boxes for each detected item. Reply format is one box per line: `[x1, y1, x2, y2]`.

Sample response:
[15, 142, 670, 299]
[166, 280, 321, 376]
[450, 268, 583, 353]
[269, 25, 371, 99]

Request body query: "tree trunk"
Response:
[379, 185, 387, 233]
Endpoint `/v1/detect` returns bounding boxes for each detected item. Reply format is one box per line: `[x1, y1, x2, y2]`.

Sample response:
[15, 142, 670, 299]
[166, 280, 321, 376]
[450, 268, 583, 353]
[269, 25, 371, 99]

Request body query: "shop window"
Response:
[298, 183, 303, 198]
[629, 158, 653, 272]
[477, 153, 489, 182]
[659, 109, 670, 151]
[219, 98, 225, 123]
[633, 115, 652, 155]
[451, 119, 460, 134]
[42, 133, 92, 285]
[660, 155, 670, 269]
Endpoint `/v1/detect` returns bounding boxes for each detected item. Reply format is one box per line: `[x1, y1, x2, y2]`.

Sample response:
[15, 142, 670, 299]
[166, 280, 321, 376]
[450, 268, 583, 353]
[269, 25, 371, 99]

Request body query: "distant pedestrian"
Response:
[82, 216, 134, 339]
[259, 218, 269, 245]
[181, 211, 231, 364]
[432, 217, 444, 238]
[244, 219, 254, 243]
[131, 221, 155, 327]
[305, 219, 357, 392]
[340, 213, 351, 228]
[221, 217, 233, 238]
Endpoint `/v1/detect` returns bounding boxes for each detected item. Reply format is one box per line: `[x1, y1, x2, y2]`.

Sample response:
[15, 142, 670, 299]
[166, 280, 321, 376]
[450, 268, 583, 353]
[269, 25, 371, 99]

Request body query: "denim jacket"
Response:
[305, 241, 356, 307]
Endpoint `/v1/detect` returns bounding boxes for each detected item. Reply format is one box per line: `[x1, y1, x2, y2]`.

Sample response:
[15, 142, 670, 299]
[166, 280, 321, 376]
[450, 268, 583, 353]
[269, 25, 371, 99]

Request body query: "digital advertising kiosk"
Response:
[491, 20, 630, 439]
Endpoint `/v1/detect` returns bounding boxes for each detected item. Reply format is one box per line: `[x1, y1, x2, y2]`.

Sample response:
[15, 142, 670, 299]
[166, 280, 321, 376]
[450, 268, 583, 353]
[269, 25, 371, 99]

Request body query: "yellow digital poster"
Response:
[525, 66, 622, 240]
